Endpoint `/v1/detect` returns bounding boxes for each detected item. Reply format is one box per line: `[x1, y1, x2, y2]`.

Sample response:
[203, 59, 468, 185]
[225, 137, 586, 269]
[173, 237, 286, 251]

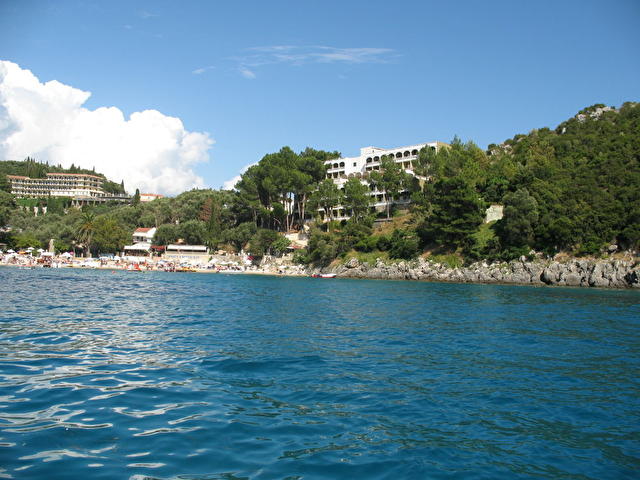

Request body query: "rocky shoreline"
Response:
[324, 256, 640, 289]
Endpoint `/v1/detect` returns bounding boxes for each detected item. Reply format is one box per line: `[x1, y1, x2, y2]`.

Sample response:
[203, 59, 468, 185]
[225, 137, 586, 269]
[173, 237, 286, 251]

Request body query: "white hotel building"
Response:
[7, 172, 104, 198]
[323, 141, 447, 220]
[6, 172, 131, 206]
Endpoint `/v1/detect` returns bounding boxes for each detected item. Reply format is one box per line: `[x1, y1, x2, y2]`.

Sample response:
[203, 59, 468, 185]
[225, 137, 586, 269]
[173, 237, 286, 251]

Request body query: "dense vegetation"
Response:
[1, 103, 638, 263]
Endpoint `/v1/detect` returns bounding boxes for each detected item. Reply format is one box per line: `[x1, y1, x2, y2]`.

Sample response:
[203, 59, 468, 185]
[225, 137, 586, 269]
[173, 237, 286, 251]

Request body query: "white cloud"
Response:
[239, 66, 256, 79]
[0, 61, 213, 196]
[234, 46, 397, 75]
[222, 174, 242, 190]
[222, 162, 257, 190]
[192, 65, 214, 75]
[139, 10, 158, 19]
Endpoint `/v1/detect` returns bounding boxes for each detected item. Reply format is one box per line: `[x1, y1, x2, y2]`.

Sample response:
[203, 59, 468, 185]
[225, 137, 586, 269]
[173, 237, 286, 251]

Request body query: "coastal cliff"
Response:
[325, 256, 640, 289]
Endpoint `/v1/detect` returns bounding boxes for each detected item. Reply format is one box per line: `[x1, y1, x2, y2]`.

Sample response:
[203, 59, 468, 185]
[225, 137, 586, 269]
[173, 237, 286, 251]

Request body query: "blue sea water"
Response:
[0, 268, 638, 480]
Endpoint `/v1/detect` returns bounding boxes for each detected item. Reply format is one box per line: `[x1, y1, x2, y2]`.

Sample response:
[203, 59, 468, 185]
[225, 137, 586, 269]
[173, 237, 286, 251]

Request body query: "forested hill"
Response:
[0, 158, 126, 194]
[476, 101, 640, 256]
[0, 102, 638, 261]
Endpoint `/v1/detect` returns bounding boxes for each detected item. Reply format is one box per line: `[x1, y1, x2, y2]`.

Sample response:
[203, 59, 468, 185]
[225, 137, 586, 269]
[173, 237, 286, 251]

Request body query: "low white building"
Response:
[163, 244, 209, 264]
[140, 193, 164, 203]
[122, 227, 157, 258]
[132, 227, 157, 244]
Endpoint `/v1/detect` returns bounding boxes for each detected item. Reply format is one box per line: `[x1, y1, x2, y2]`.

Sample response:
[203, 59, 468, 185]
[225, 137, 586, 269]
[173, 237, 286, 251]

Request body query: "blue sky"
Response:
[1, 0, 638, 193]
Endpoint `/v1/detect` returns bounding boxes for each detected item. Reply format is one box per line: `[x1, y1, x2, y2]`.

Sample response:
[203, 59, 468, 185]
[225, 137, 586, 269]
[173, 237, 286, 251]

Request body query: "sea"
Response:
[0, 268, 638, 479]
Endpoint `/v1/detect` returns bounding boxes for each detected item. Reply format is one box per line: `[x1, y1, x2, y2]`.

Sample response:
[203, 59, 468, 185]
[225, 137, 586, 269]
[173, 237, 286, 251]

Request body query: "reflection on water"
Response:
[0, 268, 639, 479]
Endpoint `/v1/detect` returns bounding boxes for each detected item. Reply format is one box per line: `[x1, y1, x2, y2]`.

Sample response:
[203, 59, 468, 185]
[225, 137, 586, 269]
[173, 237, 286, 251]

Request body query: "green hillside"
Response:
[1, 103, 638, 260]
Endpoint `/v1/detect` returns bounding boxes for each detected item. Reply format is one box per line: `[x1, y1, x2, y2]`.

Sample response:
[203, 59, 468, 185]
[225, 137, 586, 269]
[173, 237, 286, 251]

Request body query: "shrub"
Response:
[388, 229, 420, 260]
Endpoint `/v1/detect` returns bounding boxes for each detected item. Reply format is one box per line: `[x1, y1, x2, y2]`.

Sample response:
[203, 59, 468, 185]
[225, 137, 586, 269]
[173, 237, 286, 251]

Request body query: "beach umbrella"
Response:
[26, 247, 34, 251]
[7, 249, 15, 253]
[37, 248, 45, 253]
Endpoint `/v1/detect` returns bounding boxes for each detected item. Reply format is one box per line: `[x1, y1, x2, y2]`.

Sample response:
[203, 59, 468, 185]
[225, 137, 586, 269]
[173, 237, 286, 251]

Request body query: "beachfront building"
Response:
[321, 141, 447, 220]
[122, 227, 157, 258]
[163, 244, 209, 265]
[132, 227, 157, 244]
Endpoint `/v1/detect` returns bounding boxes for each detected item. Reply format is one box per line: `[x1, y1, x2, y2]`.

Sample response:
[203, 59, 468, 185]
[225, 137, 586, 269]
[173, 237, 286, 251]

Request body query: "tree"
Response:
[271, 236, 291, 256]
[223, 222, 257, 252]
[496, 188, 539, 249]
[0, 174, 10, 193]
[0, 190, 15, 229]
[295, 148, 337, 225]
[342, 177, 370, 222]
[178, 220, 207, 245]
[388, 228, 420, 259]
[337, 218, 372, 253]
[153, 224, 179, 246]
[11, 232, 42, 250]
[132, 188, 140, 206]
[418, 178, 484, 249]
[233, 165, 263, 226]
[306, 228, 339, 266]
[92, 216, 129, 254]
[76, 211, 96, 257]
[257, 146, 299, 231]
[249, 228, 281, 257]
[309, 179, 342, 225]
[200, 195, 223, 248]
[369, 156, 411, 219]
[416, 137, 489, 188]
[150, 197, 177, 227]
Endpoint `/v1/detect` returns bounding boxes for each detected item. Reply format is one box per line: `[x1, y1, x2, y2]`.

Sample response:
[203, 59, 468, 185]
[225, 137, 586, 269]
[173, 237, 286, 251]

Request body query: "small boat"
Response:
[311, 273, 337, 278]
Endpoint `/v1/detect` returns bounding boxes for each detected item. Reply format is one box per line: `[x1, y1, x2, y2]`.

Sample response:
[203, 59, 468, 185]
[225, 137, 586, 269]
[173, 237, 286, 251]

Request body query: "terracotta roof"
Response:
[134, 228, 153, 233]
[46, 172, 103, 179]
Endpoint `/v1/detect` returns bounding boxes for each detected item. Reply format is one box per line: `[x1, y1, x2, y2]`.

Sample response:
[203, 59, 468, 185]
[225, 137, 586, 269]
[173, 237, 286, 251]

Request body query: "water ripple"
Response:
[0, 269, 638, 479]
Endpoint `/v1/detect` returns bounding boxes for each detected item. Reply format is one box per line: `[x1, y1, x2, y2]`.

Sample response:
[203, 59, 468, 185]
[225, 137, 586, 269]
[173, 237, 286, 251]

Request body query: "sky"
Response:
[0, 0, 638, 195]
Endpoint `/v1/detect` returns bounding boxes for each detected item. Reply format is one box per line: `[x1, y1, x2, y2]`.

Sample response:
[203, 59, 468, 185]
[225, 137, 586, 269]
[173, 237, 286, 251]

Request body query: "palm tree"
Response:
[76, 211, 96, 257]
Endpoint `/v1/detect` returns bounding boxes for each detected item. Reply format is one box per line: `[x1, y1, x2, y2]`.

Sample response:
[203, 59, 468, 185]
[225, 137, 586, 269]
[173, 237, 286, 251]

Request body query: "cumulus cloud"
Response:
[0, 61, 213, 195]
[222, 162, 257, 190]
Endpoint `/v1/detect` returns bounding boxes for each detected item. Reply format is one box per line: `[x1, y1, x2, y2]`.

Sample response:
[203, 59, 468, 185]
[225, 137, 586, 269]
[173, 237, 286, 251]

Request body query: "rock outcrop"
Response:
[327, 256, 640, 289]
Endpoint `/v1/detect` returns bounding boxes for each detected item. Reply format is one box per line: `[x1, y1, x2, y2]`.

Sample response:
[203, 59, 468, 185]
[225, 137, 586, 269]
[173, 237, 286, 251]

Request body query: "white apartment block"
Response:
[322, 141, 446, 220]
[7, 172, 105, 198]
